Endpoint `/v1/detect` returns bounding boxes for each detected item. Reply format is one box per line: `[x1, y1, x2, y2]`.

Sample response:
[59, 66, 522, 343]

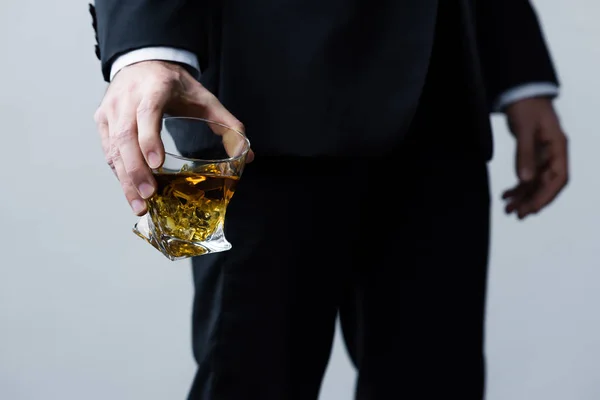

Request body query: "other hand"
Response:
[502, 97, 569, 219]
[94, 61, 253, 216]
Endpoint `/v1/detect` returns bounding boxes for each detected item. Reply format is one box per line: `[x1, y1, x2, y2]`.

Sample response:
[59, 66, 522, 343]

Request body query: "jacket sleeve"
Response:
[89, 1, 207, 82]
[475, 0, 560, 110]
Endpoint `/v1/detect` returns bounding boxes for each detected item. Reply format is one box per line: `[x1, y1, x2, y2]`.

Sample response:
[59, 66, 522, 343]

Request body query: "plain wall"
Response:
[0, 1, 598, 399]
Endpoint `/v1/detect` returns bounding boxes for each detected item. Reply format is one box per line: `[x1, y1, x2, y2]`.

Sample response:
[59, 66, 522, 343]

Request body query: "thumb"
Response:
[515, 128, 536, 182]
[201, 96, 255, 163]
[177, 83, 255, 163]
[202, 99, 254, 163]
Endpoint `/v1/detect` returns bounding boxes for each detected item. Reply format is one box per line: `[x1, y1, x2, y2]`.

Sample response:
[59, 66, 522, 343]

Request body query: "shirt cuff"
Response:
[109, 47, 201, 81]
[493, 82, 559, 112]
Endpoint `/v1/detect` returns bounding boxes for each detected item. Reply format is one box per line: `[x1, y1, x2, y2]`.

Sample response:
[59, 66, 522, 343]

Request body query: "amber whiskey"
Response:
[147, 171, 239, 258]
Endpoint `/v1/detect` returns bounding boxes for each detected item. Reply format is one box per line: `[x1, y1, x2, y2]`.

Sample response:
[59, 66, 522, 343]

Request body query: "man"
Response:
[90, 0, 569, 398]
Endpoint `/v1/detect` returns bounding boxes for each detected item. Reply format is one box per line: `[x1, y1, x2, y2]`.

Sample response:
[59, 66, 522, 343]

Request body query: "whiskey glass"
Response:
[133, 117, 251, 261]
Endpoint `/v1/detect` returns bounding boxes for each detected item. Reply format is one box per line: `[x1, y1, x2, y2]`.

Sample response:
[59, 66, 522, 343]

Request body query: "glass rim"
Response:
[161, 116, 251, 163]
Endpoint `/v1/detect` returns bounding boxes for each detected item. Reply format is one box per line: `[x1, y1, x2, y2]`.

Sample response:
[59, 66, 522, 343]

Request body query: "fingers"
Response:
[503, 135, 568, 219]
[503, 183, 536, 217]
[503, 127, 537, 217]
[96, 93, 155, 215]
[95, 111, 116, 178]
[137, 90, 169, 169]
[548, 129, 569, 185]
[113, 102, 156, 200]
[94, 61, 252, 217]
[97, 107, 148, 215]
[501, 188, 518, 200]
[209, 105, 255, 163]
[516, 171, 555, 217]
[113, 146, 148, 216]
[196, 89, 246, 134]
[518, 134, 568, 217]
[502, 186, 522, 214]
[200, 92, 255, 162]
[182, 85, 255, 163]
[515, 126, 536, 182]
[503, 98, 569, 220]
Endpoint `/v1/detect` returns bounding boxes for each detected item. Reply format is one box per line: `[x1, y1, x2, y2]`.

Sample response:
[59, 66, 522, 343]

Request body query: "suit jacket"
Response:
[90, 0, 559, 161]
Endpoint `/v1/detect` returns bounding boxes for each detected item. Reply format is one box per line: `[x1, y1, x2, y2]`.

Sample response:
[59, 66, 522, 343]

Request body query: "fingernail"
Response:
[139, 183, 155, 199]
[148, 152, 161, 169]
[131, 199, 145, 214]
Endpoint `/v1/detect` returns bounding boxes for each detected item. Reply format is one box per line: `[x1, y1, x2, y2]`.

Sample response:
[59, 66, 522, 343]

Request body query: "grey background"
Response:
[0, 0, 597, 399]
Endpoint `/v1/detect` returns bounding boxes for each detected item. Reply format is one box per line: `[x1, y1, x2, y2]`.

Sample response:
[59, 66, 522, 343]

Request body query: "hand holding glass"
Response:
[133, 117, 251, 261]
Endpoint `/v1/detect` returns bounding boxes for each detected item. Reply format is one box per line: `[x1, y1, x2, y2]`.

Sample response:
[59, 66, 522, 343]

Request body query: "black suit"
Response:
[91, 1, 559, 398]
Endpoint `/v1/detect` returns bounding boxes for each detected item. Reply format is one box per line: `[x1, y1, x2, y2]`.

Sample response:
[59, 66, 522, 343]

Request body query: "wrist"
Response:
[109, 47, 201, 82]
[113, 60, 192, 82]
[505, 96, 553, 114]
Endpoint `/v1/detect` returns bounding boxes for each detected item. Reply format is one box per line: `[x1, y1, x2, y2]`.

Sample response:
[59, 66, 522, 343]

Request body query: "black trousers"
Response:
[187, 98, 491, 400]
[187, 135, 490, 399]
[188, 3, 491, 398]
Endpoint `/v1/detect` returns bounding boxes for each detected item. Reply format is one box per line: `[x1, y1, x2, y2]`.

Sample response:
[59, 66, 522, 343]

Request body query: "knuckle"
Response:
[126, 164, 147, 180]
[103, 96, 119, 112]
[233, 122, 246, 133]
[93, 108, 105, 124]
[107, 145, 121, 162]
[165, 71, 182, 86]
[136, 100, 161, 117]
[164, 65, 185, 82]
[120, 178, 136, 193]
[114, 126, 136, 143]
[106, 158, 116, 170]
[101, 142, 111, 157]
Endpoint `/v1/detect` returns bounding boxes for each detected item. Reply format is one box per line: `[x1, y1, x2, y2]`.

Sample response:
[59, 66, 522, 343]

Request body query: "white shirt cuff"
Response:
[494, 82, 559, 112]
[109, 47, 201, 81]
